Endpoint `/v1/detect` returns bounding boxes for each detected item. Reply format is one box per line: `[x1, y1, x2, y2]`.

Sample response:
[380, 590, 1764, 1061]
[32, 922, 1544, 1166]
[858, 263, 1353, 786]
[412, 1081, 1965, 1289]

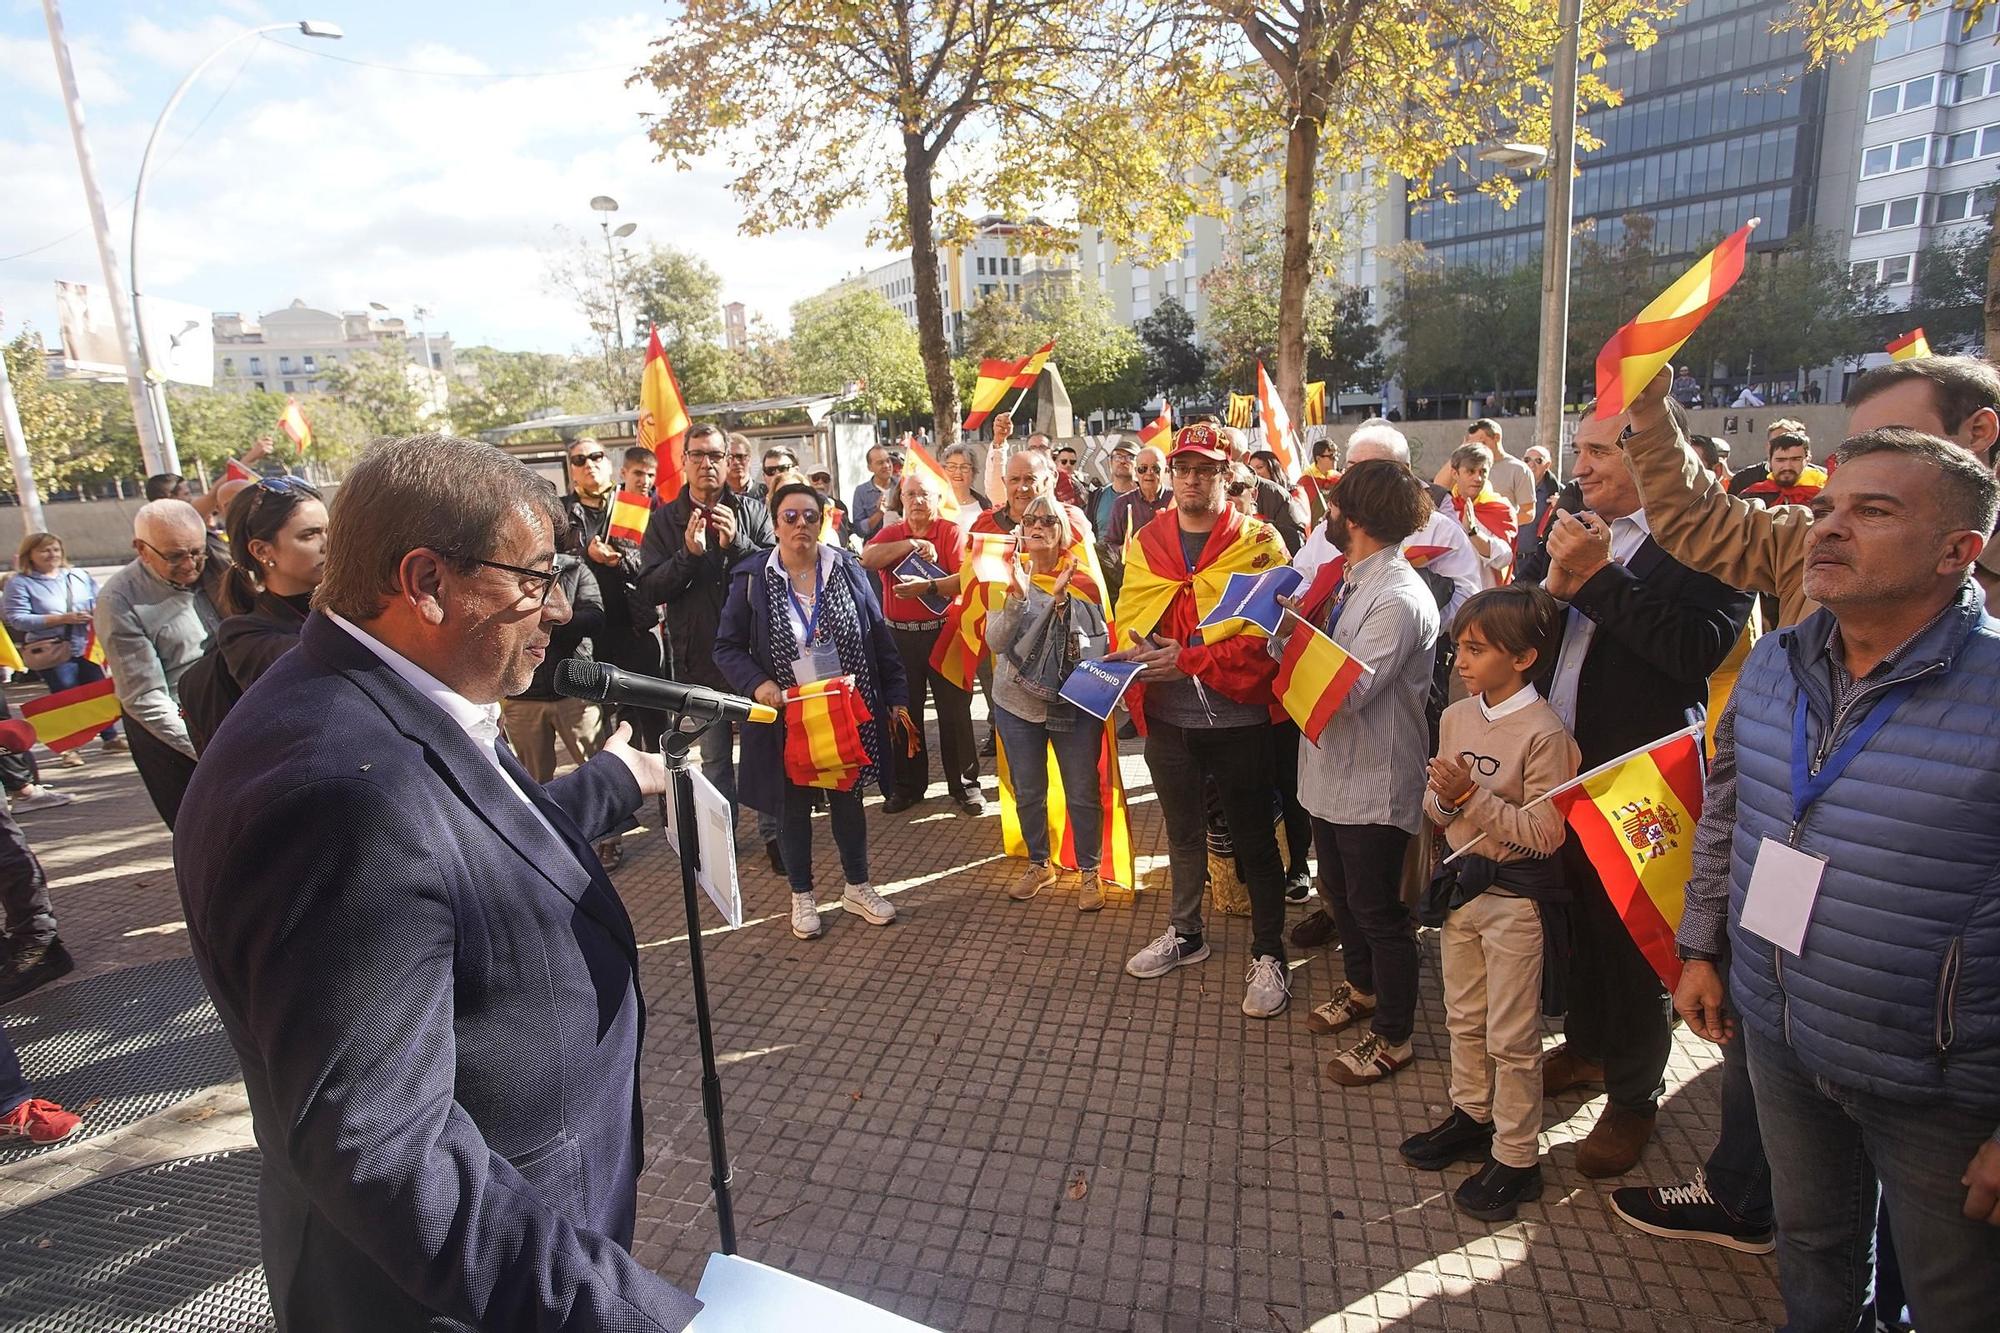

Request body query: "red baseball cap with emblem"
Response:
[1168, 422, 1229, 462]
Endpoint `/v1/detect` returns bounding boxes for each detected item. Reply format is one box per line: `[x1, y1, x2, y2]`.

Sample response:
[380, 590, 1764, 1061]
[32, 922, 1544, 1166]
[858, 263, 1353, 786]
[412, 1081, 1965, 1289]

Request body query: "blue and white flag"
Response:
[1058, 658, 1146, 721]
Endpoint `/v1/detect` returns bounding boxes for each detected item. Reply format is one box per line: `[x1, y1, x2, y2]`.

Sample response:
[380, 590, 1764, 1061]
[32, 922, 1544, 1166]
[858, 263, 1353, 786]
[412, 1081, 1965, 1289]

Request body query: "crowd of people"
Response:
[2, 353, 1997, 1331]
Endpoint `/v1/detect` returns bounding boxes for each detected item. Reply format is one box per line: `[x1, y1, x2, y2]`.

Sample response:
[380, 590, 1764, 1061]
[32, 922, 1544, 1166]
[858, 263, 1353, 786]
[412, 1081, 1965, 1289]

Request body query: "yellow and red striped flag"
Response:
[1011, 339, 1055, 390]
[223, 458, 256, 483]
[1274, 615, 1369, 745]
[638, 326, 691, 503]
[962, 359, 1017, 432]
[1136, 404, 1172, 455]
[782, 676, 873, 790]
[997, 718, 1136, 889]
[1886, 327, 1931, 362]
[819, 505, 843, 545]
[21, 677, 121, 752]
[1225, 393, 1253, 430]
[279, 398, 312, 457]
[606, 490, 652, 545]
[964, 531, 1017, 586]
[1594, 219, 1758, 420]
[1302, 381, 1327, 428]
[1549, 724, 1705, 989]
[900, 434, 960, 522]
[1255, 361, 1296, 471]
[83, 625, 105, 668]
[0, 623, 23, 673]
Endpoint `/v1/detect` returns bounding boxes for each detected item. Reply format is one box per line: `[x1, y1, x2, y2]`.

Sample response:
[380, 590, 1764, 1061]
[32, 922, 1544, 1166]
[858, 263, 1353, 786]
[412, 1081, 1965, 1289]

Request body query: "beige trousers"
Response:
[499, 697, 601, 784]
[1441, 891, 1547, 1169]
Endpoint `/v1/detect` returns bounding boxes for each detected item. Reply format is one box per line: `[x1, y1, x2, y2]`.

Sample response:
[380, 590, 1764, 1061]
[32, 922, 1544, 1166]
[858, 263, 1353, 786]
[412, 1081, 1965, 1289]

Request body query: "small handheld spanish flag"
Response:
[279, 398, 313, 457]
[1275, 613, 1369, 745]
[20, 678, 122, 753]
[1136, 403, 1172, 453]
[1595, 219, 1757, 419]
[606, 490, 652, 544]
[1886, 327, 1931, 362]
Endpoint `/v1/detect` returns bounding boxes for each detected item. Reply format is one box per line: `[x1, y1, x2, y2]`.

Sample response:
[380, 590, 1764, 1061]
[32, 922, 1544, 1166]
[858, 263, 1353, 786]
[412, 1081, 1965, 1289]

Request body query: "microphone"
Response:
[556, 660, 778, 725]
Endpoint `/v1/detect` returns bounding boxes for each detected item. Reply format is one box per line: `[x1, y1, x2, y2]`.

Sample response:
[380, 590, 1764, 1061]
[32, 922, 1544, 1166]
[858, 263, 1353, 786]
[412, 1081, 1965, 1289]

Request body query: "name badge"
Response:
[1739, 837, 1826, 957]
[793, 639, 841, 686]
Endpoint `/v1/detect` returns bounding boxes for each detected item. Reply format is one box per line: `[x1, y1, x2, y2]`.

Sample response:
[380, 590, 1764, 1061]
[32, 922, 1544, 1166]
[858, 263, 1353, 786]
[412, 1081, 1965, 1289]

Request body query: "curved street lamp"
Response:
[130, 19, 344, 472]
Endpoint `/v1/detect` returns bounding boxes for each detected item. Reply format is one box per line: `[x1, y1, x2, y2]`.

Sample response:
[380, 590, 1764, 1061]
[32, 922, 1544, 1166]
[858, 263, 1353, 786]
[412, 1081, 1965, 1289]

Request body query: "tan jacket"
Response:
[1622, 415, 2000, 627]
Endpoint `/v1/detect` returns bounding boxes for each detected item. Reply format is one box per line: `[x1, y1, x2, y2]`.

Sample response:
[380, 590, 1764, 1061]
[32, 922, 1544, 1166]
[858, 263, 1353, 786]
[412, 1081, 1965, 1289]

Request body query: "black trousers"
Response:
[1143, 717, 1287, 961]
[0, 803, 53, 950]
[889, 626, 976, 800]
[599, 627, 664, 750]
[1271, 720, 1313, 876]
[125, 713, 197, 831]
[1561, 836, 1673, 1112]
[1313, 819, 1417, 1043]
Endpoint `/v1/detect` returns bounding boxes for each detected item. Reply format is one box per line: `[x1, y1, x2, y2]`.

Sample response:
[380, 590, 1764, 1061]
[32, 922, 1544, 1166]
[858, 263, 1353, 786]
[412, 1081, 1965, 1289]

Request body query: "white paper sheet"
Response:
[687, 1253, 940, 1331]
[1738, 837, 1825, 956]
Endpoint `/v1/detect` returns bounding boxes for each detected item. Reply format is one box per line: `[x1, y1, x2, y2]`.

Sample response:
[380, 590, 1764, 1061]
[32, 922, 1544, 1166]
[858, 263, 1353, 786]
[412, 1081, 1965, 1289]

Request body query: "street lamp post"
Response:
[1537, 0, 1584, 467]
[130, 18, 343, 476]
[590, 196, 637, 349]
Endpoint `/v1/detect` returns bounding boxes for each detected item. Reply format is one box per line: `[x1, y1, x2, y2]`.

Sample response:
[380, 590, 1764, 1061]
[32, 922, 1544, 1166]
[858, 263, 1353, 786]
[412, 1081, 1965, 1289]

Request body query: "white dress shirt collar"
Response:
[327, 611, 503, 741]
[1478, 683, 1541, 723]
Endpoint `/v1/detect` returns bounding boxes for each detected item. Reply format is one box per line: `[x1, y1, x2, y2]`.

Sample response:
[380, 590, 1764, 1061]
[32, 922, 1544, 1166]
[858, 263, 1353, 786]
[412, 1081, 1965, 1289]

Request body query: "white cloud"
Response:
[1, 7, 896, 357]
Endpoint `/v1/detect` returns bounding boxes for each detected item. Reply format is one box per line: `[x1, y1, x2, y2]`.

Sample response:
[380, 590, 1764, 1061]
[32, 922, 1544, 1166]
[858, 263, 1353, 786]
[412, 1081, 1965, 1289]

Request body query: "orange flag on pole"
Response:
[1886, 328, 1931, 361]
[638, 325, 691, 503]
[1594, 220, 1758, 420]
[1255, 362, 1296, 471]
[279, 398, 312, 457]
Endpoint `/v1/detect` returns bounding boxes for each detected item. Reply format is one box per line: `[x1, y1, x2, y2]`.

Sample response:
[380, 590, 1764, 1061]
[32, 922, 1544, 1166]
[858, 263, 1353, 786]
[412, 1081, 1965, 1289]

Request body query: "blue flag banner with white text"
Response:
[892, 552, 953, 616]
[1058, 658, 1147, 721]
[1195, 567, 1304, 637]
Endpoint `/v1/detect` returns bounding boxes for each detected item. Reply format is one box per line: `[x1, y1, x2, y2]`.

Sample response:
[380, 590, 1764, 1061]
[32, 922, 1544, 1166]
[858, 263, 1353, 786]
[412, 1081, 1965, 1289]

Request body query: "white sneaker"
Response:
[55, 751, 85, 769]
[790, 893, 823, 940]
[1126, 928, 1210, 979]
[841, 882, 896, 925]
[1242, 955, 1290, 1018]
[10, 786, 72, 814]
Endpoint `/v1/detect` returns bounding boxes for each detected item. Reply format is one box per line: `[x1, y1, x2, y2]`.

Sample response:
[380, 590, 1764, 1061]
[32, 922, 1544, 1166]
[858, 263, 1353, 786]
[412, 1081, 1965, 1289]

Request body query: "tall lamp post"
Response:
[590, 196, 638, 347]
[130, 18, 344, 475]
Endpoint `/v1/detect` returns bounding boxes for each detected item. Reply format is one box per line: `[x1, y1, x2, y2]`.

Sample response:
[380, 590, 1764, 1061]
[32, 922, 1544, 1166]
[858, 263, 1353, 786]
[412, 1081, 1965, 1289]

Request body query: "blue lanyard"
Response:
[787, 560, 824, 644]
[1788, 679, 1919, 827]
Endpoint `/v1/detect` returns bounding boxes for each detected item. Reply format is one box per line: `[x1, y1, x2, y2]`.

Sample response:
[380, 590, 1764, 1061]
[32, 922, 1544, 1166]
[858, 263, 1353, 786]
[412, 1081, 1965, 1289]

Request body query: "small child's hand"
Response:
[1427, 755, 1472, 800]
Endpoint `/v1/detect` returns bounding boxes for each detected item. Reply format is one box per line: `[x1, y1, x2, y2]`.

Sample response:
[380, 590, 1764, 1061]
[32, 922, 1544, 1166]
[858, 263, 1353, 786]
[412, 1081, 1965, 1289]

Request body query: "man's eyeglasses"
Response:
[726, 451, 751, 463]
[1170, 462, 1223, 478]
[776, 506, 822, 528]
[568, 451, 607, 468]
[138, 538, 206, 568]
[473, 553, 580, 606]
[1056, 455, 1077, 466]
[1135, 464, 1162, 475]
[688, 448, 726, 462]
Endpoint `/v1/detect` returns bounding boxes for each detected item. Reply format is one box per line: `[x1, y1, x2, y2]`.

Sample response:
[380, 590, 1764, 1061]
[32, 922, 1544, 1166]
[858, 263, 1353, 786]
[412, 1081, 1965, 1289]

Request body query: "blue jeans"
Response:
[1746, 1026, 2000, 1332]
[694, 721, 779, 845]
[991, 705, 1102, 870]
[1702, 971, 1774, 1229]
[31, 658, 117, 740]
[779, 781, 868, 896]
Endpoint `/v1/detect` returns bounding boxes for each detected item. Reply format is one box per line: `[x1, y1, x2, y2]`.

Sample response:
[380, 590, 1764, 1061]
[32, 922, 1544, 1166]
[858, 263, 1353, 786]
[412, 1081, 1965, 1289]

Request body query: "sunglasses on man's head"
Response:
[568, 451, 607, 467]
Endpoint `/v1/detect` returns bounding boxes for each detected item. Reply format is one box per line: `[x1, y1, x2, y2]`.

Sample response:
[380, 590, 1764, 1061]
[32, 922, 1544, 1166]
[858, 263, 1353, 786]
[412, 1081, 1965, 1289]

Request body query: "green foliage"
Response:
[726, 313, 795, 400]
[956, 282, 1144, 421]
[163, 388, 290, 472]
[1905, 222, 1992, 354]
[321, 348, 428, 437]
[1136, 298, 1211, 403]
[622, 244, 732, 404]
[450, 347, 594, 437]
[1678, 229, 1884, 384]
[2, 328, 126, 492]
[1307, 285, 1386, 397]
[1201, 226, 1383, 397]
[1381, 256, 1539, 399]
[788, 286, 929, 419]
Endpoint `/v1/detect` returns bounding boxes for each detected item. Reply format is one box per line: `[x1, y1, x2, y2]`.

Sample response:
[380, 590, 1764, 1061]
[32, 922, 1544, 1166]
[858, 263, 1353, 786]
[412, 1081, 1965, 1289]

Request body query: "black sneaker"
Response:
[0, 938, 75, 1005]
[1399, 1107, 1496, 1171]
[881, 793, 918, 814]
[979, 732, 997, 757]
[1609, 1172, 1776, 1254]
[1453, 1159, 1544, 1222]
[1284, 869, 1314, 904]
[1289, 910, 1339, 949]
[953, 790, 987, 816]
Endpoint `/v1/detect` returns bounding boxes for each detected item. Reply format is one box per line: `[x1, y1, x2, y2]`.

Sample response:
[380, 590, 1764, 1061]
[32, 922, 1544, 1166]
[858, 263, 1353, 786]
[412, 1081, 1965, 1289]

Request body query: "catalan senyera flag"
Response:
[607, 489, 652, 545]
[279, 398, 312, 457]
[1255, 361, 1296, 472]
[1136, 404, 1172, 454]
[1595, 219, 1758, 420]
[1549, 724, 1706, 990]
[1225, 393, 1254, 430]
[0, 623, 23, 673]
[1887, 327, 1931, 361]
[638, 326, 691, 503]
[782, 676, 873, 790]
[1302, 381, 1327, 428]
[20, 678, 121, 753]
[1274, 614, 1369, 745]
[900, 434, 960, 522]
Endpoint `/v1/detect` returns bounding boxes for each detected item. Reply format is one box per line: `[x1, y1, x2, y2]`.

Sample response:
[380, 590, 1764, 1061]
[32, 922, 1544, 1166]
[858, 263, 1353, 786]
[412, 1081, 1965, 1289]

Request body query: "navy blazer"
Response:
[175, 613, 701, 1332]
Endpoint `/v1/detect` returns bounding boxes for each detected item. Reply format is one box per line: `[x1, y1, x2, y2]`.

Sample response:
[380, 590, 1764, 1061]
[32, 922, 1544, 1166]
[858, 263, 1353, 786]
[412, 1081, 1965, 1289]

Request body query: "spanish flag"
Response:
[223, 458, 256, 483]
[962, 360, 1018, 432]
[1887, 327, 1931, 362]
[1136, 404, 1172, 453]
[279, 398, 312, 457]
[1011, 339, 1055, 390]
[1274, 613, 1368, 745]
[607, 489, 652, 544]
[1113, 506, 1287, 644]
[964, 531, 1017, 586]
[638, 326, 691, 503]
[1453, 486, 1519, 549]
[21, 678, 121, 753]
[1594, 219, 1757, 420]
[783, 676, 873, 790]
[1549, 724, 1706, 990]
[1302, 381, 1327, 428]
[900, 434, 960, 521]
[83, 626, 105, 668]
[1225, 393, 1254, 430]
[1255, 361, 1296, 471]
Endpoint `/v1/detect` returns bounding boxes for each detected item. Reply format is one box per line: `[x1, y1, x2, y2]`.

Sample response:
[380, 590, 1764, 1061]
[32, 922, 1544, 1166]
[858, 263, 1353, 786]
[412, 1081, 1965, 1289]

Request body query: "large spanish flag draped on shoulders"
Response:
[1549, 724, 1706, 990]
[1113, 505, 1288, 645]
[1595, 220, 1757, 420]
[1453, 486, 1519, 548]
[638, 325, 691, 503]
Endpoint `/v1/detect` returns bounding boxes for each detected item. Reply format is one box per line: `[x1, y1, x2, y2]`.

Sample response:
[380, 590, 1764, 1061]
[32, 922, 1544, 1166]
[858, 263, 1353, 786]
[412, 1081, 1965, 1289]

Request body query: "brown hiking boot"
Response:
[1542, 1043, 1605, 1097]
[1576, 1105, 1656, 1178]
[1076, 870, 1104, 912]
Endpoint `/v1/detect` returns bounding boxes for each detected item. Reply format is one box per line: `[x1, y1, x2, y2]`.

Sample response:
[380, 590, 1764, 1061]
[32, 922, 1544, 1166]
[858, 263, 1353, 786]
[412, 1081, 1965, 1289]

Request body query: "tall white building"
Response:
[212, 300, 454, 415]
[811, 216, 1074, 348]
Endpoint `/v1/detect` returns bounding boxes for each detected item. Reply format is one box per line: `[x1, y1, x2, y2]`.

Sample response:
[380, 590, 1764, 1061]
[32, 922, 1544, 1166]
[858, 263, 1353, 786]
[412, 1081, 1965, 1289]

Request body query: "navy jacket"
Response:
[175, 612, 701, 1332]
[712, 551, 906, 816]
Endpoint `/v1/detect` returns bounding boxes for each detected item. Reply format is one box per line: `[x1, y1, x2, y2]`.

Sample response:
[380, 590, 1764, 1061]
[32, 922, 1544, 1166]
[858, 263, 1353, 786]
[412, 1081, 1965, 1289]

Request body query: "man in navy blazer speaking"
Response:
[175, 435, 702, 1331]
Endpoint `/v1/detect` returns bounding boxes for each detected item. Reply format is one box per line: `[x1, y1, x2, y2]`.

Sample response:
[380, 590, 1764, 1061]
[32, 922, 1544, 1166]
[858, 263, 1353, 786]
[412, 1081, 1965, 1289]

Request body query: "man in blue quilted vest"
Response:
[1689, 425, 2000, 1330]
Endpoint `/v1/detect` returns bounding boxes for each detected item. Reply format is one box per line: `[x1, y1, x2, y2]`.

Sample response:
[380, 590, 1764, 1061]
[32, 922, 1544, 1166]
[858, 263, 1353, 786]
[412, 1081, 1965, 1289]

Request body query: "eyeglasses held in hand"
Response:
[473, 553, 581, 606]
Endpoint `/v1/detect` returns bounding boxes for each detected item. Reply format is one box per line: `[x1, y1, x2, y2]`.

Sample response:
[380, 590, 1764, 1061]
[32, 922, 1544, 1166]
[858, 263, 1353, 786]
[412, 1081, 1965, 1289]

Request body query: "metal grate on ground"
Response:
[0, 1148, 271, 1333]
[0, 957, 239, 1160]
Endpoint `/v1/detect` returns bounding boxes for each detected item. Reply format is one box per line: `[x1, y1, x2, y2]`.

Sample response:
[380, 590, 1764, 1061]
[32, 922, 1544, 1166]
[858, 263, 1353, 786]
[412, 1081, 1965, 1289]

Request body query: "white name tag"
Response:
[792, 640, 841, 686]
[1739, 837, 1826, 956]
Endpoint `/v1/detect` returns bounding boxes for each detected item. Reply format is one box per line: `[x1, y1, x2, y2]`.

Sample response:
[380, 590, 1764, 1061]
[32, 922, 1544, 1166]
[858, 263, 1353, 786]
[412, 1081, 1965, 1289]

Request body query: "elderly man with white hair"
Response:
[95, 499, 220, 828]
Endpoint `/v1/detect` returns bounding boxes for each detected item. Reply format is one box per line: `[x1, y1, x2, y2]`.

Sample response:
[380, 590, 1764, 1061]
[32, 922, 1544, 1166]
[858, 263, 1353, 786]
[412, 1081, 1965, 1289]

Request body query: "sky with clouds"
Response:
[0, 0, 892, 356]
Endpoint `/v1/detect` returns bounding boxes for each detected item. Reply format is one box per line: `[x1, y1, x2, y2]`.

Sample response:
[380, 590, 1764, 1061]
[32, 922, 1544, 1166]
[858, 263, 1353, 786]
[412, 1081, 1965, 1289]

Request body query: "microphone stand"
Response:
[660, 714, 737, 1254]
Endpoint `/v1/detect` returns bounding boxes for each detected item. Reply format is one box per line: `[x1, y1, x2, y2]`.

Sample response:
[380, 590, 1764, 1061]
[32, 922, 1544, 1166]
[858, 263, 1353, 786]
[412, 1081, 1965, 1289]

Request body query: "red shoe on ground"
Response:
[0, 1097, 82, 1145]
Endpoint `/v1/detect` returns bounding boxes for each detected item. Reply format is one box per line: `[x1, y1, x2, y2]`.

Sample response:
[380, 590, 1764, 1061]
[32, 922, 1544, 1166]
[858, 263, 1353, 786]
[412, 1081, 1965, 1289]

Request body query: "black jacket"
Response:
[1512, 534, 1752, 768]
[635, 488, 775, 691]
[512, 557, 603, 702]
[563, 493, 657, 638]
[182, 588, 312, 756]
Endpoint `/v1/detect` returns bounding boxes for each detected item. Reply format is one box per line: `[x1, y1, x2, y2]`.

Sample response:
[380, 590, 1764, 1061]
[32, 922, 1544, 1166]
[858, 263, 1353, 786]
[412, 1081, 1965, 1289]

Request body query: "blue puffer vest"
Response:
[1729, 581, 2000, 1114]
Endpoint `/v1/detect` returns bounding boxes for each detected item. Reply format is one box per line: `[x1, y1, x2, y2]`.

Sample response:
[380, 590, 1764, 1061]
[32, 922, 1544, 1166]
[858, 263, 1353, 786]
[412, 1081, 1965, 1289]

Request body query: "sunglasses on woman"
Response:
[776, 506, 822, 527]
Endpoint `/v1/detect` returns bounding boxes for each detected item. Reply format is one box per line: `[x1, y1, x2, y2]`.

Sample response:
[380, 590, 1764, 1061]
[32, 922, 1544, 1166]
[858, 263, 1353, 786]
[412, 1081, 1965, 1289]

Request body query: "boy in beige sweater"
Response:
[1402, 585, 1579, 1222]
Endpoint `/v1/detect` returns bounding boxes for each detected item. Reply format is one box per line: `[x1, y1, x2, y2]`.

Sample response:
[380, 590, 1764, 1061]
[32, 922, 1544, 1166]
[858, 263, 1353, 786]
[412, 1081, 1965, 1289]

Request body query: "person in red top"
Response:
[1109, 423, 1295, 1019]
[862, 470, 981, 814]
